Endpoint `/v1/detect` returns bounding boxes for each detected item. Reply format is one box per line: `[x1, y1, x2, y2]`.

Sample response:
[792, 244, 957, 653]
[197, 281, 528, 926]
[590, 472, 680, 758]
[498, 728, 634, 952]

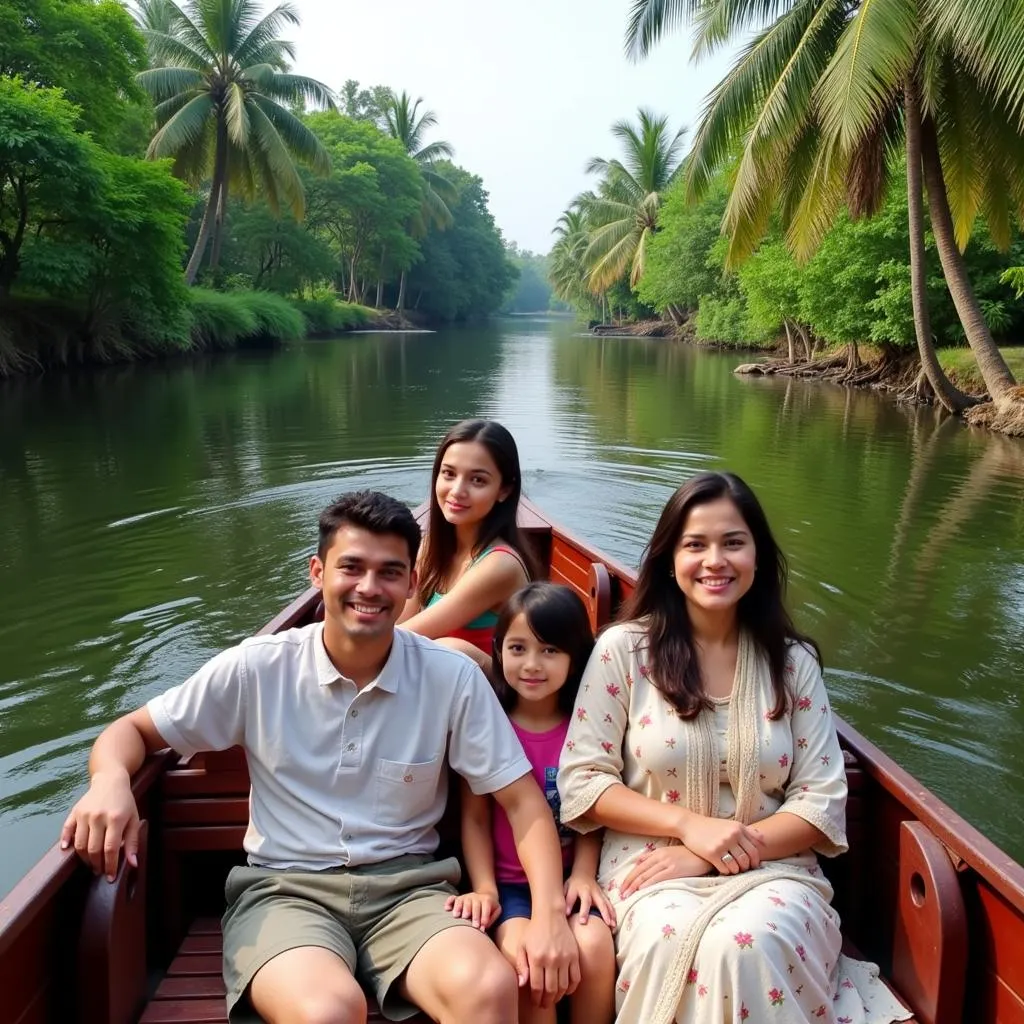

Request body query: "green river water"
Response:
[1, 317, 1022, 897]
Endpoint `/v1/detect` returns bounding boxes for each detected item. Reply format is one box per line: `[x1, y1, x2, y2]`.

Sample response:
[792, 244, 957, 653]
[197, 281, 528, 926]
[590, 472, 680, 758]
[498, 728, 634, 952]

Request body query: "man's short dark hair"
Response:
[317, 491, 421, 565]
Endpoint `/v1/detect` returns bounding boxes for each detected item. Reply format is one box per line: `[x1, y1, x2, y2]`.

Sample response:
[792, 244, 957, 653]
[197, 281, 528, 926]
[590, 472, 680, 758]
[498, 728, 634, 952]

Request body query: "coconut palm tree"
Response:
[383, 91, 457, 311]
[583, 108, 686, 291]
[624, 0, 1024, 414]
[550, 203, 598, 313]
[137, 0, 334, 284]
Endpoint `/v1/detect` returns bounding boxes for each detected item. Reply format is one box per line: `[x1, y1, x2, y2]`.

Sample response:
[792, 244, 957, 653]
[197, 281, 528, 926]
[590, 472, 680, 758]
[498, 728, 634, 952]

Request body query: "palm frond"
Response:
[625, 0, 698, 60]
[140, 30, 210, 72]
[415, 139, 455, 163]
[136, 65, 206, 104]
[243, 96, 305, 216]
[233, 1, 302, 65]
[146, 92, 215, 160]
[225, 81, 251, 147]
[255, 71, 335, 110]
[815, 0, 916, 152]
[250, 94, 331, 174]
[693, 0, 809, 60]
[926, 0, 1024, 131]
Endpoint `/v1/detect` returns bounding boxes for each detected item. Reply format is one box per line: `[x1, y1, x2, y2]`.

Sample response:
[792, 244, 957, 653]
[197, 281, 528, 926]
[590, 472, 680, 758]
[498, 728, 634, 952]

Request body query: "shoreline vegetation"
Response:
[548, 2, 1024, 437]
[587, 316, 1024, 434]
[1, 0, 517, 380]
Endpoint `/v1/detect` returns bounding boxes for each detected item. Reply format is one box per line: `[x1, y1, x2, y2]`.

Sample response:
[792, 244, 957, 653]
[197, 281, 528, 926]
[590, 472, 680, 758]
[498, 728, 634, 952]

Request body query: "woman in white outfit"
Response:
[557, 472, 910, 1024]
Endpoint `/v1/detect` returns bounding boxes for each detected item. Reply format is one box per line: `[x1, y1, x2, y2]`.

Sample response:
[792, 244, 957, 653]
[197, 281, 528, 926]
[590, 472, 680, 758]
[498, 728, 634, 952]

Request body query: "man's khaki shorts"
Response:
[222, 854, 475, 1021]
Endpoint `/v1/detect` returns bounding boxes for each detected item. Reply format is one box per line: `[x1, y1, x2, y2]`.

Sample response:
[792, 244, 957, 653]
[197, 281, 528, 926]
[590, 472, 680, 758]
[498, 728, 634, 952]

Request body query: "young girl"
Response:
[446, 583, 616, 1024]
[399, 419, 535, 671]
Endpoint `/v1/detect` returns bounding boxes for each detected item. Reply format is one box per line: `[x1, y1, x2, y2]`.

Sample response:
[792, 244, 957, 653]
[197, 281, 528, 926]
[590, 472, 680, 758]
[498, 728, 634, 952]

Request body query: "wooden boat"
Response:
[3, 497, 1023, 1024]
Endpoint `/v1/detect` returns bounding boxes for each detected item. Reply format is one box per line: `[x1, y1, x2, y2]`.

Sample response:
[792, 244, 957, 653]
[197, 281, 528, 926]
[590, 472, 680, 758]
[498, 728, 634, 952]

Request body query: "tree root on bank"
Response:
[736, 346, 942, 399]
[962, 389, 1024, 436]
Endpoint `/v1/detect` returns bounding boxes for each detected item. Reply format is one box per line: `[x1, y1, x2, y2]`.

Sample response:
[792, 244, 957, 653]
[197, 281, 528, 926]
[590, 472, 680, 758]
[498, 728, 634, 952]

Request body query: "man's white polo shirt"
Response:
[147, 624, 531, 870]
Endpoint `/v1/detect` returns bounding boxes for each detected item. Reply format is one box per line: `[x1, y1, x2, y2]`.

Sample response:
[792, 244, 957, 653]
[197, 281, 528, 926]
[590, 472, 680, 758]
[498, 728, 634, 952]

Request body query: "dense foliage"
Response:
[0, 5, 515, 376]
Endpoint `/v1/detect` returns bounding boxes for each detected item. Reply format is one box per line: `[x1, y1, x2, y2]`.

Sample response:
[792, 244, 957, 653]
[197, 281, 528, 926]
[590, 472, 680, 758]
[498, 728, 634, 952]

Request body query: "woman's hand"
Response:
[564, 872, 616, 927]
[675, 811, 766, 874]
[445, 890, 501, 931]
[619, 846, 713, 898]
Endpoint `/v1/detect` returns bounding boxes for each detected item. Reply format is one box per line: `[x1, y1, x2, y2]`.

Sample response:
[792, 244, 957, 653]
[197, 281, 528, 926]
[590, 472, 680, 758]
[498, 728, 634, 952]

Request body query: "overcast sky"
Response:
[291, 0, 736, 254]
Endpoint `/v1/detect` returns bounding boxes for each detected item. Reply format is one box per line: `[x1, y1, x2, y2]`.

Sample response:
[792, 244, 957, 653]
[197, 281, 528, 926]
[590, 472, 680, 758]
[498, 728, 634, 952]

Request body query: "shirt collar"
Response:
[314, 622, 401, 693]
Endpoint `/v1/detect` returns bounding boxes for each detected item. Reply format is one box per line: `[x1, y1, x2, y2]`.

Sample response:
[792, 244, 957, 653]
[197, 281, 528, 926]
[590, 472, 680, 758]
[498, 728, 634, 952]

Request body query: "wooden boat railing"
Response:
[2, 498, 1022, 1024]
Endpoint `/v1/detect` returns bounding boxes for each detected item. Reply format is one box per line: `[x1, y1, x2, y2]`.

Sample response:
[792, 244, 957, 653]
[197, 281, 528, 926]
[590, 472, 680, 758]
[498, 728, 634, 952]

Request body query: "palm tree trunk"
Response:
[397, 270, 407, 313]
[783, 319, 795, 363]
[920, 115, 1017, 406]
[209, 177, 228, 272]
[185, 119, 228, 286]
[905, 83, 972, 413]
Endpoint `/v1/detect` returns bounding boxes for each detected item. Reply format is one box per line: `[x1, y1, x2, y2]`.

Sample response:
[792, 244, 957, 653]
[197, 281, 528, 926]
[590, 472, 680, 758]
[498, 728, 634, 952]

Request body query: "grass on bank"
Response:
[0, 290, 380, 376]
[938, 347, 1024, 395]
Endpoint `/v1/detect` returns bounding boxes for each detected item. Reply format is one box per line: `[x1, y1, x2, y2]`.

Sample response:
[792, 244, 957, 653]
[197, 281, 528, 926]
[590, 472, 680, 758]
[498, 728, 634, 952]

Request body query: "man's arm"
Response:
[60, 707, 172, 880]
[492, 774, 581, 1008]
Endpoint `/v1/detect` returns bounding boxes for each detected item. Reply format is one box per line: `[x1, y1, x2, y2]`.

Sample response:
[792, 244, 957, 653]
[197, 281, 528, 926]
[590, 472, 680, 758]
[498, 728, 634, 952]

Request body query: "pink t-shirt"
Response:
[492, 718, 575, 884]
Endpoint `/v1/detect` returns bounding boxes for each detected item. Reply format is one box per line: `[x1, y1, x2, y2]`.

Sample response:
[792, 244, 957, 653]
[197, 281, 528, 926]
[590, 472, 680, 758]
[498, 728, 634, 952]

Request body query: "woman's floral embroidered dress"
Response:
[557, 623, 911, 1024]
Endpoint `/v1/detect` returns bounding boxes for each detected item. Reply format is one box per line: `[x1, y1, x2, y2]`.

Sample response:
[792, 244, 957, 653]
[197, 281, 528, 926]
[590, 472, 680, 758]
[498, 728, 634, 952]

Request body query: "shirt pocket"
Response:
[374, 756, 442, 827]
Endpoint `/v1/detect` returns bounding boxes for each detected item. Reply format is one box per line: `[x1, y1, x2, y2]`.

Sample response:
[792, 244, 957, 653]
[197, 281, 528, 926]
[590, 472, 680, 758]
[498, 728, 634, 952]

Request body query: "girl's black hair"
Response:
[492, 583, 595, 715]
[416, 419, 538, 604]
[618, 471, 820, 719]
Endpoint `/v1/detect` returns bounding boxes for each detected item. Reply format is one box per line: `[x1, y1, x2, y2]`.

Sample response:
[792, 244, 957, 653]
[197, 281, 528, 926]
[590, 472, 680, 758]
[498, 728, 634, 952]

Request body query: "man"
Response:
[61, 491, 579, 1024]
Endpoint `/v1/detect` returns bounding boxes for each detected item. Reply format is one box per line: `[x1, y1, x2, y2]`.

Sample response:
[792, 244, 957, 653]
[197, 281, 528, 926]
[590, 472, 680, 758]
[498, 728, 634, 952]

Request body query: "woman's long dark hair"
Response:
[416, 419, 538, 605]
[618, 471, 820, 719]
[492, 583, 595, 715]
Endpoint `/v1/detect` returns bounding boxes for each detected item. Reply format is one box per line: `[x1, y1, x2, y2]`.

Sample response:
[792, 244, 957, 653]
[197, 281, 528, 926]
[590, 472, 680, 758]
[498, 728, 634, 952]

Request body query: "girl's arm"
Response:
[445, 780, 501, 930]
[400, 550, 527, 638]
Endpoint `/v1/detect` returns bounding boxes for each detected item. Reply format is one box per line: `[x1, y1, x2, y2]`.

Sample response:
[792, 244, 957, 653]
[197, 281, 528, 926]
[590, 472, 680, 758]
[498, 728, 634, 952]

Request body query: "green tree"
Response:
[636, 175, 728, 322]
[583, 107, 686, 290]
[383, 91, 457, 312]
[405, 164, 515, 322]
[340, 79, 393, 127]
[502, 247, 552, 313]
[303, 113, 422, 303]
[0, 0, 147, 149]
[0, 80, 99, 296]
[136, 0, 334, 284]
[216, 203, 336, 292]
[624, 0, 1024, 416]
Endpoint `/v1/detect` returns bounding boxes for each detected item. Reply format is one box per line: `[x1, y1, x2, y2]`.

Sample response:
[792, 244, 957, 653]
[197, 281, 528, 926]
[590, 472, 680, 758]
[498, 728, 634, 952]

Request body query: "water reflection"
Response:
[1, 320, 1023, 895]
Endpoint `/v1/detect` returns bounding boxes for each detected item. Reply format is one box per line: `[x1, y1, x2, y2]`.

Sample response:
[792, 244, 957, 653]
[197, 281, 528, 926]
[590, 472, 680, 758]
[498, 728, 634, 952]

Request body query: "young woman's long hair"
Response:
[492, 583, 595, 715]
[618, 471, 820, 719]
[416, 419, 538, 605]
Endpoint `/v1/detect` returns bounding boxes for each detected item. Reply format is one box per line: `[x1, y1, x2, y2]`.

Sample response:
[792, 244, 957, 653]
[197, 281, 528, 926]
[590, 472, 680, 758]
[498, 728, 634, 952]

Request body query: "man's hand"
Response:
[619, 845, 713, 898]
[444, 890, 501, 931]
[514, 909, 581, 1008]
[60, 768, 140, 881]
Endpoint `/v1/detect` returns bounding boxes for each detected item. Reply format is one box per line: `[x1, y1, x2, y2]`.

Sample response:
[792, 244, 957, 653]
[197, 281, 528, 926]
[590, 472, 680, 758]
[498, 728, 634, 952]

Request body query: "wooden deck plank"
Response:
[166, 954, 222, 976]
[179, 934, 222, 955]
[155, 976, 227, 1000]
[139, 998, 228, 1024]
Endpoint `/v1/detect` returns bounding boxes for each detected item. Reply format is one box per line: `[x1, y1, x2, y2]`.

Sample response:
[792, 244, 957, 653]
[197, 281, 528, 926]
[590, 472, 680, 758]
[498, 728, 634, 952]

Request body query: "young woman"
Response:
[399, 419, 535, 668]
[447, 583, 616, 1024]
[557, 472, 910, 1024]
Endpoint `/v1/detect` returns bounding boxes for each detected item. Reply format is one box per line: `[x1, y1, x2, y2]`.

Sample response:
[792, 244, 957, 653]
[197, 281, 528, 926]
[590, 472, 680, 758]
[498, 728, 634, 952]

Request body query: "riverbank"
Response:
[589, 318, 1024, 436]
[0, 292, 420, 378]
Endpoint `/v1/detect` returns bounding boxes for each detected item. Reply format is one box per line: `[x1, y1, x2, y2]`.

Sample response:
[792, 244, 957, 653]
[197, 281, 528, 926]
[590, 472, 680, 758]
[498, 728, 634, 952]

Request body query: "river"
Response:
[1, 317, 1023, 897]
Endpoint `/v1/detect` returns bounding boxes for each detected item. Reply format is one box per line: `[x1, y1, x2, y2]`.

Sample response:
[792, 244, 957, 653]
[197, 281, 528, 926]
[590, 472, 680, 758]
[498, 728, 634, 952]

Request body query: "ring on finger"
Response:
[721, 852, 734, 863]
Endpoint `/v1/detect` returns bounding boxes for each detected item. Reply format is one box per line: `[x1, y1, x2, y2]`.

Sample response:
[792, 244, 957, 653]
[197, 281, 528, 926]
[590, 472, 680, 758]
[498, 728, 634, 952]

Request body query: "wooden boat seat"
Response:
[139, 917, 424, 1024]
